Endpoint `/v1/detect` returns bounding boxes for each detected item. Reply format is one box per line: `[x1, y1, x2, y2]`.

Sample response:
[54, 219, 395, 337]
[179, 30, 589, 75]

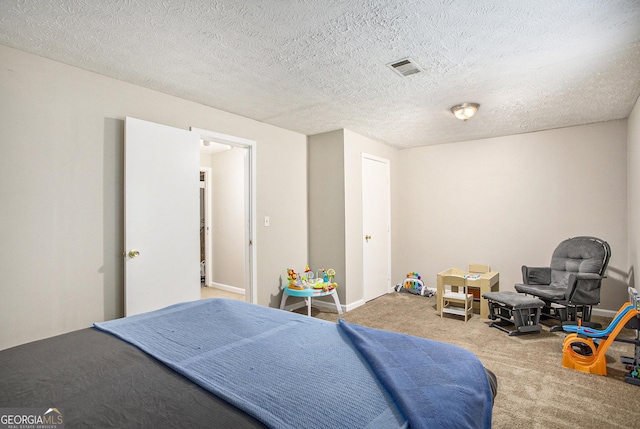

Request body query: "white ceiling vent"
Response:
[387, 57, 423, 77]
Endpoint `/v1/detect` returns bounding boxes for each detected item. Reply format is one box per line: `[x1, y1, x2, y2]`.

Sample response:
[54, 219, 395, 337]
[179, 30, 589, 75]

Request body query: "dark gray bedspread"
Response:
[0, 328, 265, 428]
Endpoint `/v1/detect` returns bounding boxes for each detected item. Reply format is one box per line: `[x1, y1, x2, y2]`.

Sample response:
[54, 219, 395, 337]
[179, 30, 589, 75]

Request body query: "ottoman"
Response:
[483, 291, 545, 336]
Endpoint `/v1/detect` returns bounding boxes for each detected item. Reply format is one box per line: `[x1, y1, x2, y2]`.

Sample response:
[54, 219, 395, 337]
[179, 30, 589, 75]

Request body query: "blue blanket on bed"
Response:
[94, 299, 492, 429]
[95, 299, 405, 429]
[338, 320, 493, 429]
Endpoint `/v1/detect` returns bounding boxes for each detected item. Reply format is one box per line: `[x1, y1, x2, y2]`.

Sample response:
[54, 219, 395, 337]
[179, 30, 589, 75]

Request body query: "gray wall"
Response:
[308, 130, 347, 303]
[627, 97, 640, 294]
[308, 129, 400, 308]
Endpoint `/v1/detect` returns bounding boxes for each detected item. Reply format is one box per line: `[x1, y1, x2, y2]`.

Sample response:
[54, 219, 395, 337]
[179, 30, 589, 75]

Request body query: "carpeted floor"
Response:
[305, 292, 640, 429]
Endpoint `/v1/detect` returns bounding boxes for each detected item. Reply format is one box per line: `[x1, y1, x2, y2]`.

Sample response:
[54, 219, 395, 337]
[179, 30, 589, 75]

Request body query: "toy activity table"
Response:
[437, 268, 500, 319]
[280, 286, 343, 317]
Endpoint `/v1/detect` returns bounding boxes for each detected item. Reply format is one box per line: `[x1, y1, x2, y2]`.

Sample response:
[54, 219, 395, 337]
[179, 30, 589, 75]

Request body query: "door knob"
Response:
[128, 249, 140, 258]
[365, 235, 372, 242]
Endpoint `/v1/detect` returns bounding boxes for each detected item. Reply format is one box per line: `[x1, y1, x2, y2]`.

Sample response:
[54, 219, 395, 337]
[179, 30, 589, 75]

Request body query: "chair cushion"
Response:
[514, 283, 565, 300]
[549, 237, 608, 289]
[483, 291, 545, 309]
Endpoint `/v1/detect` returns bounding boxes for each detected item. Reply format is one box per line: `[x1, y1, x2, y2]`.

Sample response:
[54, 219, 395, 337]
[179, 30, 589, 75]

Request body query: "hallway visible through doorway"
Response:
[200, 286, 245, 301]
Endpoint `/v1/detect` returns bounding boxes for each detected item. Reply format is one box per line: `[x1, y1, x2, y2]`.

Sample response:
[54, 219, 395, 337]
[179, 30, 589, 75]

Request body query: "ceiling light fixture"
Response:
[450, 103, 480, 121]
[200, 139, 232, 153]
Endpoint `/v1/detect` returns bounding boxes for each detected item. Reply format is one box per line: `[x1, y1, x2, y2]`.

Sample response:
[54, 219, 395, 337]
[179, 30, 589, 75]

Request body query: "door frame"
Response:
[200, 167, 212, 286]
[361, 153, 391, 301]
[192, 127, 257, 304]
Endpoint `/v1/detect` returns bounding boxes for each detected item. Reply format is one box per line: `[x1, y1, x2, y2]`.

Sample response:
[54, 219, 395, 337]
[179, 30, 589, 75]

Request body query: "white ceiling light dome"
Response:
[450, 103, 480, 121]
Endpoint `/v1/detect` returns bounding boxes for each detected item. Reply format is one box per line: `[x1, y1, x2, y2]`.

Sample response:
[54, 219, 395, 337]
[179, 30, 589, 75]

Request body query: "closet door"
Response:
[124, 117, 200, 316]
[362, 154, 391, 302]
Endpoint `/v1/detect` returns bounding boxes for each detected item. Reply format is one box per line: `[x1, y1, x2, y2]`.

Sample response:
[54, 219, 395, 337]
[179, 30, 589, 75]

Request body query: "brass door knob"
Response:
[128, 249, 140, 258]
[365, 235, 372, 242]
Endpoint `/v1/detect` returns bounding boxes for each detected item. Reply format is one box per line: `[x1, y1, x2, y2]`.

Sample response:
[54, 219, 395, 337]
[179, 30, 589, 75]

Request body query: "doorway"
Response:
[193, 127, 257, 304]
[200, 168, 212, 286]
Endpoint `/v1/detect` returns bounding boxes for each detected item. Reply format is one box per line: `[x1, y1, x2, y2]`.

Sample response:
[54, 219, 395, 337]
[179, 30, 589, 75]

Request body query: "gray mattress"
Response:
[0, 328, 265, 428]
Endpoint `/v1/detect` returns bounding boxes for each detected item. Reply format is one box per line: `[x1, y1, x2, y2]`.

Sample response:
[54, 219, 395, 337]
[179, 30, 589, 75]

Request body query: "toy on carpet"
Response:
[561, 287, 640, 380]
[394, 272, 435, 297]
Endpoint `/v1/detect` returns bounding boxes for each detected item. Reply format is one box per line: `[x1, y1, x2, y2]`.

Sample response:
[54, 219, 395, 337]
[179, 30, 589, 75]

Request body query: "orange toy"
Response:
[562, 302, 639, 376]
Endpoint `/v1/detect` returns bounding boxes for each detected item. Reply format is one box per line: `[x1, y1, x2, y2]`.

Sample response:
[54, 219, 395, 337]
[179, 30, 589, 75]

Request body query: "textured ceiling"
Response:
[1, 0, 640, 148]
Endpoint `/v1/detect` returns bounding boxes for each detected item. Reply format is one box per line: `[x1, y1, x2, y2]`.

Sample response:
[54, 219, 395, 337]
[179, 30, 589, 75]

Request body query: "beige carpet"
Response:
[306, 292, 640, 429]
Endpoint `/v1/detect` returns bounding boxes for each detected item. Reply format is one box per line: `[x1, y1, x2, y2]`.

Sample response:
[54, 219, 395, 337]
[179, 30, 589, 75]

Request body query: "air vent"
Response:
[387, 57, 423, 77]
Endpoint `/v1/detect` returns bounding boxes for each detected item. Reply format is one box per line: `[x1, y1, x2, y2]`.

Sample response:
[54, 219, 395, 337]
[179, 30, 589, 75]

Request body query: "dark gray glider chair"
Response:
[514, 236, 611, 331]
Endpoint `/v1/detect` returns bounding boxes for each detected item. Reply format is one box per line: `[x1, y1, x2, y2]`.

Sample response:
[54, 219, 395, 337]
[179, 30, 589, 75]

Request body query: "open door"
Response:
[124, 117, 200, 316]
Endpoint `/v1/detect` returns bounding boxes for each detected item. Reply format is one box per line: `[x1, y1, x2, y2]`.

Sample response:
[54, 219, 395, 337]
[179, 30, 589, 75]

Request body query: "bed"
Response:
[0, 298, 495, 428]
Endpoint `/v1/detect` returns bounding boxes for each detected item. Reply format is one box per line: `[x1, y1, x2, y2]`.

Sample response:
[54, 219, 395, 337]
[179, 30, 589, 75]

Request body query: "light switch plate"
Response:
[264, 216, 270, 227]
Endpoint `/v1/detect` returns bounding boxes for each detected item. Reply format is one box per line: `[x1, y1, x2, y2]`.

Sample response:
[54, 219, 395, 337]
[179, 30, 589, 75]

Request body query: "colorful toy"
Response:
[315, 268, 326, 282]
[326, 268, 336, 283]
[286, 266, 338, 292]
[621, 289, 640, 385]
[309, 268, 337, 292]
[561, 287, 640, 378]
[286, 268, 303, 290]
[394, 272, 435, 297]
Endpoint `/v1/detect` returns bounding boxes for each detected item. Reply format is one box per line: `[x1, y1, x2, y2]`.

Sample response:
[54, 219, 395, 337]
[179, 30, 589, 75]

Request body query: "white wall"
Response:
[0, 45, 307, 350]
[395, 121, 629, 313]
[627, 97, 640, 291]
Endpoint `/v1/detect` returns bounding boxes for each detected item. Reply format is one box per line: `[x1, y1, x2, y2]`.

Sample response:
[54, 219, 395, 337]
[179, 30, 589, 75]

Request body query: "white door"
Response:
[362, 154, 391, 301]
[124, 117, 201, 316]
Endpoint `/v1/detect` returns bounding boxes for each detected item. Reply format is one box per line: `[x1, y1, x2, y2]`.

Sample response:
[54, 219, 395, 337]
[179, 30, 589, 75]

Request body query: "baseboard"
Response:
[344, 299, 365, 312]
[592, 308, 617, 318]
[207, 282, 245, 295]
[314, 297, 365, 313]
